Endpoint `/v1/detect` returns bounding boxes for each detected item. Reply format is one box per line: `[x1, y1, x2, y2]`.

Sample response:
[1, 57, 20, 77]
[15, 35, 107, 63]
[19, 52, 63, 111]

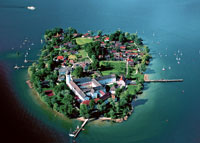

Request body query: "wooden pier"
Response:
[74, 119, 89, 138]
[144, 74, 183, 83]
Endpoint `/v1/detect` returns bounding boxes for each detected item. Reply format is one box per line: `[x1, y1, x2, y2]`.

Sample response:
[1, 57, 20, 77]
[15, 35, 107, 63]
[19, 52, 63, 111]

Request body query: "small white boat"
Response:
[153, 33, 155, 37]
[31, 43, 34, 46]
[69, 134, 75, 137]
[162, 67, 166, 71]
[168, 66, 171, 70]
[27, 6, 36, 10]
[180, 53, 183, 56]
[14, 65, 19, 69]
[177, 61, 180, 64]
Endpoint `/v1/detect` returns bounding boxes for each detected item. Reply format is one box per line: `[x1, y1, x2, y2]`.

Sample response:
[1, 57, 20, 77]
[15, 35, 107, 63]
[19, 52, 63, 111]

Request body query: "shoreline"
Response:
[27, 71, 134, 123]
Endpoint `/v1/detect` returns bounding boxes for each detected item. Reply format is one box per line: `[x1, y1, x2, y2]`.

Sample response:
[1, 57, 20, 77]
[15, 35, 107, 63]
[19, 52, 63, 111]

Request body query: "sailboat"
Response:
[69, 128, 75, 137]
[69, 134, 75, 137]
[27, 6, 36, 10]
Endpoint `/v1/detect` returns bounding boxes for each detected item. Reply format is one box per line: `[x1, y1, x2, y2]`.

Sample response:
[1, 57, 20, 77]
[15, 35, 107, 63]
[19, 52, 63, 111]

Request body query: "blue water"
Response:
[1, 0, 200, 142]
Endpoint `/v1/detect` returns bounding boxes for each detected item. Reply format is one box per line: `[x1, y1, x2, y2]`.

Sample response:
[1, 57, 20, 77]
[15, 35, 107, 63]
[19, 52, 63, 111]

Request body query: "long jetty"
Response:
[74, 119, 89, 138]
[144, 74, 183, 83]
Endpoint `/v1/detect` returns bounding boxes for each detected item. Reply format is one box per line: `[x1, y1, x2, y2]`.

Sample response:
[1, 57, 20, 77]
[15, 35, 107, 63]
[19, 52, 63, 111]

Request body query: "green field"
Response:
[78, 50, 87, 58]
[100, 61, 126, 76]
[76, 38, 93, 45]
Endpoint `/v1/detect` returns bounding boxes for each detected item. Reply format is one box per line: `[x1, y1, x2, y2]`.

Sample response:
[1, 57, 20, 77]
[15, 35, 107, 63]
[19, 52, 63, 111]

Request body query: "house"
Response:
[57, 56, 64, 61]
[117, 75, 126, 88]
[104, 37, 109, 42]
[127, 58, 134, 66]
[45, 90, 54, 96]
[54, 45, 59, 49]
[58, 75, 65, 82]
[41, 80, 49, 88]
[120, 46, 126, 51]
[110, 85, 116, 94]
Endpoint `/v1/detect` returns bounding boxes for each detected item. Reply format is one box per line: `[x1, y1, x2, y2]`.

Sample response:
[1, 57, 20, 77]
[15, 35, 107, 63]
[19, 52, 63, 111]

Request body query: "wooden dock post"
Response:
[74, 119, 89, 138]
[144, 74, 183, 83]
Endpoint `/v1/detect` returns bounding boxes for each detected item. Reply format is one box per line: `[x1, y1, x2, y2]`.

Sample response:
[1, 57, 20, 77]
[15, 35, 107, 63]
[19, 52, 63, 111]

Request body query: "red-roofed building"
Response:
[69, 60, 74, 64]
[120, 46, 126, 50]
[57, 56, 64, 60]
[104, 37, 109, 42]
[95, 36, 100, 39]
[127, 59, 133, 62]
[45, 90, 54, 96]
[99, 90, 105, 96]
[131, 53, 138, 56]
[82, 100, 90, 105]
[111, 50, 117, 53]
[82, 98, 100, 105]
[54, 46, 59, 49]
[94, 98, 100, 103]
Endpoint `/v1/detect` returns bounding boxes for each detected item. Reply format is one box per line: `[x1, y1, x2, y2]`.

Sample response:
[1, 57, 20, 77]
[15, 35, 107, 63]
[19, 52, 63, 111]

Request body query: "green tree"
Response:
[97, 30, 102, 36]
[119, 33, 125, 43]
[72, 66, 83, 78]
[80, 104, 90, 119]
[89, 99, 95, 110]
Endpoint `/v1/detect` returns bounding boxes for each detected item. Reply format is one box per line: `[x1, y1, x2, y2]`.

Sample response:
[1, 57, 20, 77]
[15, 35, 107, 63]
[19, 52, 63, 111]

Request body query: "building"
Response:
[66, 71, 116, 103]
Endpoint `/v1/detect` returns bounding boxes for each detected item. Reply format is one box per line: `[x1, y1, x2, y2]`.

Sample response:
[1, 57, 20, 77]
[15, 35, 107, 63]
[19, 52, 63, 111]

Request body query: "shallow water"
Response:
[1, 0, 200, 142]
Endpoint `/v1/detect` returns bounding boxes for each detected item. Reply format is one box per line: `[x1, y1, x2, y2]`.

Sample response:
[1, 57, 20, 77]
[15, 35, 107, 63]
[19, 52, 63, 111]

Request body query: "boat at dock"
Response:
[69, 119, 88, 138]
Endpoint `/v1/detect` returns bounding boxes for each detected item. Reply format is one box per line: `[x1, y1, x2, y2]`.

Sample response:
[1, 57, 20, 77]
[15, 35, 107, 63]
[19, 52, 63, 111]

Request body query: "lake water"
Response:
[1, 0, 200, 142]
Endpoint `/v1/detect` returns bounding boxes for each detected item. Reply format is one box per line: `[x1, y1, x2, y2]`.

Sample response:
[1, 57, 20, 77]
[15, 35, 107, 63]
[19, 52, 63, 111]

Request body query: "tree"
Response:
[97, 30, 102, 36]
[80, 104, 90, 119]
[119, 33, 125, 43]
[72, 66, 83, 78]
[89, 99, 95, 110]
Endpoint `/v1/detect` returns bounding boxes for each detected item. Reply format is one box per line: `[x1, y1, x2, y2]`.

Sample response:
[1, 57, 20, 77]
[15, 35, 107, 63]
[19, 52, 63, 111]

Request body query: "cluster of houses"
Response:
[44, 31, 141, 105]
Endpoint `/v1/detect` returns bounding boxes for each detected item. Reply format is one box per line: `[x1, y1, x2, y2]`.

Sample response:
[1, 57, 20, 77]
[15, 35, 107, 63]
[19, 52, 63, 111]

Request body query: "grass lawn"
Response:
[76, 38, 93, 45]
[100, 61, 126, 76]
[78, 50, 87, 58]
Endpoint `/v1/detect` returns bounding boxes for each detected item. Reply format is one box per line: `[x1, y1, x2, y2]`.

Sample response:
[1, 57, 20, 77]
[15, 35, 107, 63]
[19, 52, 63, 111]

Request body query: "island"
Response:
[28, 27, 151, 122]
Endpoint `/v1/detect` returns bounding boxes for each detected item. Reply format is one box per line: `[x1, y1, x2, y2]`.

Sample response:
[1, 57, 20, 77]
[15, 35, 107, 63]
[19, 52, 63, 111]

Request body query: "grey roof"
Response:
[96, 74, 116, 81]
[59, 67, 72, 75]
[92, 79, 102, 87]
[93, 86, 104, 91]
[69, 81, 86, 98]
[73, 77, 91, 83]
